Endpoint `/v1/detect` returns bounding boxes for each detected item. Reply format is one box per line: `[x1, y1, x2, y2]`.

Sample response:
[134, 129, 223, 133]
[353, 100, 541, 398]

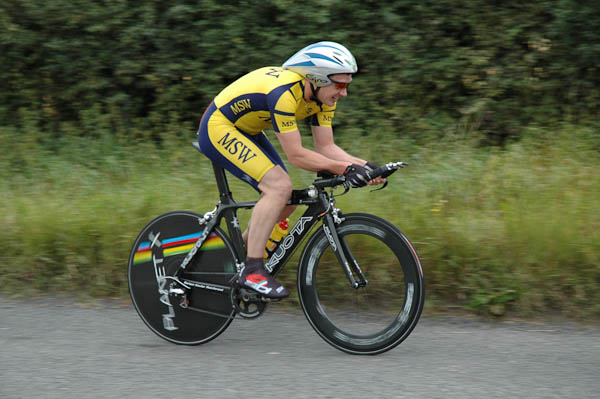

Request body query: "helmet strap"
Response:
[309, 82, 323, 106]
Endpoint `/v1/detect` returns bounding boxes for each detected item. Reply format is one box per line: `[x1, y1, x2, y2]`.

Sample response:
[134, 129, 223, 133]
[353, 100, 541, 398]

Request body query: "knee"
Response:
[260, 174, 292, 202]
[269, 178, 293, 201]
[259, 166, 293, 200]
[279, 179, 293, 197]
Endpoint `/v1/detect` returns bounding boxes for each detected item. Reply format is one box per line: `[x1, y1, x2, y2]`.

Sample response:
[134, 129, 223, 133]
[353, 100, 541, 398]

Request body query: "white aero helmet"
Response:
[282, 41, 358, 87]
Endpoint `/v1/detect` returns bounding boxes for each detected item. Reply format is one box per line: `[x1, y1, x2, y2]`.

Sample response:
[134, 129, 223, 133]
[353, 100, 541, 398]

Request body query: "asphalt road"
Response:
[1, 295, 598, 399]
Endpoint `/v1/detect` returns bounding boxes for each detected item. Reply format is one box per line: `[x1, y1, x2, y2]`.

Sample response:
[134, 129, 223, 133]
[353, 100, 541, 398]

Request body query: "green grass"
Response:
[1, 125, 598, 319]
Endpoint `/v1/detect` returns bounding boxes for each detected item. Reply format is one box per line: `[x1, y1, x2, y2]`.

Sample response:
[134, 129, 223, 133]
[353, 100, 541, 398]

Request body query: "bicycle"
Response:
[128, 142, 425, 355]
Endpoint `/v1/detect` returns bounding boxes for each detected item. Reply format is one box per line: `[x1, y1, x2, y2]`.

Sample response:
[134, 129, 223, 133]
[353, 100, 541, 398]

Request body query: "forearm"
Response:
[315, 142, 366, 166]
[287, 147, 350, 175]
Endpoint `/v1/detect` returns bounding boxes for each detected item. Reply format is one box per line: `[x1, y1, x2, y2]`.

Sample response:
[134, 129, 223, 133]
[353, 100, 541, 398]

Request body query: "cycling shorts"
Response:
[197, 102, 287, 190]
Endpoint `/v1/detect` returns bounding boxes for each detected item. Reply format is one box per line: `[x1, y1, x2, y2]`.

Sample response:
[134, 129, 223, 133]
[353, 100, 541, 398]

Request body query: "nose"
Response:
[340, 88, 348, 96]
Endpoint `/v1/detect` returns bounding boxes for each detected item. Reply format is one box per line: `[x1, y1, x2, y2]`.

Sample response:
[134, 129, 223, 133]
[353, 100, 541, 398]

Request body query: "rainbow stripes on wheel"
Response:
[133, 232, 225, 264]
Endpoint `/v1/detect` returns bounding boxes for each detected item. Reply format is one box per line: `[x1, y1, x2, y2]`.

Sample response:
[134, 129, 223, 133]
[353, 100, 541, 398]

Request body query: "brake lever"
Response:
[370, 181, 388, 192]
[334, 182, 351, 197]
[367, 161, 403, 192]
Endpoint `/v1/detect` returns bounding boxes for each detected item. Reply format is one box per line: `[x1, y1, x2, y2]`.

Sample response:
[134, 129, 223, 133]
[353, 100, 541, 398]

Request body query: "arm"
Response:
[274, 129, 351, 175]
[311, 125, 367, 165]
[312, 125, 386, 185]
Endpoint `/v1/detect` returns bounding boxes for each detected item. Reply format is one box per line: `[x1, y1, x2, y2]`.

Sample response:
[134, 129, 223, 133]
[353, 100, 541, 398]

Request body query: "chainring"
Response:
[230, 285, 269, 319]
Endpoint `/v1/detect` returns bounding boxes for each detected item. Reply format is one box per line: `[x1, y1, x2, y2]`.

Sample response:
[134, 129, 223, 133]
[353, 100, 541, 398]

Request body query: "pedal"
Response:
[259, 296, 281, 303]
[178, 294, 189, 309]
[239, 288, 264, 302]
[169, 287, 186, 295]
[240, 288, 280, 303]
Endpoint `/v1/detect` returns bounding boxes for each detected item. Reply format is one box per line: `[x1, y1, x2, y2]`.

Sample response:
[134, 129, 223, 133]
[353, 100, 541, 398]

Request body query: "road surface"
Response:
[1, 295, 598, 398]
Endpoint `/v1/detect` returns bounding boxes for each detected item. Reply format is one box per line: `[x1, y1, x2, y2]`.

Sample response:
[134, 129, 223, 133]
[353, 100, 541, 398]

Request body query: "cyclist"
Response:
[197, 41, 384, 299]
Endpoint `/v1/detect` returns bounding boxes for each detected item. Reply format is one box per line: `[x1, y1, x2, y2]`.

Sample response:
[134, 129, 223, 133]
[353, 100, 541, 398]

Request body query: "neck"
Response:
[304, 80, 322, 105]
[303, 79, 312, 102]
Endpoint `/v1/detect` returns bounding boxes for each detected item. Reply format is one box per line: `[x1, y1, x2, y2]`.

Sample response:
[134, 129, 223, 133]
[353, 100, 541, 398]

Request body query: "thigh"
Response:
[198, 107, 280, 189]
[248, 132, 287, 173]
[257, 165, 293, 196]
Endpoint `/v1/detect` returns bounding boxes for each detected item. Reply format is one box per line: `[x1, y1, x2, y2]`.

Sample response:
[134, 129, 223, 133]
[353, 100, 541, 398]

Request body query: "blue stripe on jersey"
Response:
[266, 82, 300, 132]
[219, 93, 268, 123]
[266, 82, 297, 113]
[272, 110, 295, 116]
[287, 86, 300, 101]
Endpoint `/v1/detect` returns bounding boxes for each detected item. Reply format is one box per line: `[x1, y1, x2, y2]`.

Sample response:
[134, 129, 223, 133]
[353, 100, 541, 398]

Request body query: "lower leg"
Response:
[238, 166, 292, 299]
[242, 205, 296, 251]
[246, 198, 285, 258]
[245, 168, 293, 258]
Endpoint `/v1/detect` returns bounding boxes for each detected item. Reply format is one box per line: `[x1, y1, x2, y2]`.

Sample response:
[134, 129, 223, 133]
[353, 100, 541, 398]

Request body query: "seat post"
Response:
[192, 141, 234, 201]
[212, 163, 234, 201]
[191, 141, 245, 260]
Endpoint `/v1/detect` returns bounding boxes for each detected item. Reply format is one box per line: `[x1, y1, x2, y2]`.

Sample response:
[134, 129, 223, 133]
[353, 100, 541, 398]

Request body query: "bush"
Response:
[2, 0, 599, 143]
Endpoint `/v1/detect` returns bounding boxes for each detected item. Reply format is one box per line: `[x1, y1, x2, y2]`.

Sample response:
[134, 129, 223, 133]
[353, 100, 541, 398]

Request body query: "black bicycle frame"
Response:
[175, 160, 368, 295]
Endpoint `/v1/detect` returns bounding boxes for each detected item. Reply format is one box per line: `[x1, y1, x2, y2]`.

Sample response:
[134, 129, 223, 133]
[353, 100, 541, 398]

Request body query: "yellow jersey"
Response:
[212, 67, 336, 134]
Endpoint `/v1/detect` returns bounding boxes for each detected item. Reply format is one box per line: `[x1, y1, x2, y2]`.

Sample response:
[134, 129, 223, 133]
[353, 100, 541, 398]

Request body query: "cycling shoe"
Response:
[238, 266, 289, 299]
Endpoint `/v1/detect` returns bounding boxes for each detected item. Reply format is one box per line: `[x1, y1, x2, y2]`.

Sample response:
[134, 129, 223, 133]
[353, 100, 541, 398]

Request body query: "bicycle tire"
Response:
[128, 211, 237, 345]
[297, 213, 425, 355]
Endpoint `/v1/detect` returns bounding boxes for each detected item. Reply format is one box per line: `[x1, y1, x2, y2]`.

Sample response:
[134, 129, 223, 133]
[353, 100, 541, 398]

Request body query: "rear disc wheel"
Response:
[128, 211, 237, 345]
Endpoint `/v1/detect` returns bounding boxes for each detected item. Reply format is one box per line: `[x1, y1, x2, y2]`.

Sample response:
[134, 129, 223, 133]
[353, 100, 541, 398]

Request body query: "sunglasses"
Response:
[330, 78, 351, 90]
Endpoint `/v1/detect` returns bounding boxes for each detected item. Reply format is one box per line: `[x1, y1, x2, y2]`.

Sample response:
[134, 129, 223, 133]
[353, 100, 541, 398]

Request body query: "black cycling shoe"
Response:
[238, 266, 289, 299]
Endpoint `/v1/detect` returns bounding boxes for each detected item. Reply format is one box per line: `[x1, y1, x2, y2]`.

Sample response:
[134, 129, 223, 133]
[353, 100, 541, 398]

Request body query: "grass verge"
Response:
[1, 125, 598, 319]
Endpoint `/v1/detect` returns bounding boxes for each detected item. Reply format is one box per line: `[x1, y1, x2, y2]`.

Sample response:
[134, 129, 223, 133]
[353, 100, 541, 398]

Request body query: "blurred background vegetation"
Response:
[1, 0, 598, 319]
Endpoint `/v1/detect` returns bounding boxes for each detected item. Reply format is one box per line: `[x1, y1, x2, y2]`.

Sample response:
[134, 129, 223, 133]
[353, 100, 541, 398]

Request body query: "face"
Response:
[316, 73, 352, 106]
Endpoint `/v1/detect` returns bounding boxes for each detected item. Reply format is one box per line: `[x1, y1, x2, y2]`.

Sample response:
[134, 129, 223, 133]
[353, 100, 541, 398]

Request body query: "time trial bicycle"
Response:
[128, 142, 425, 355]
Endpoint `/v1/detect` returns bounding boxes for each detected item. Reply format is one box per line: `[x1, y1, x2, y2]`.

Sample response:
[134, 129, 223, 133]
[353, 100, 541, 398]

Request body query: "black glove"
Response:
[344, 164, 372, 188]
[365, 161, 392, 178]
[364, 161, 379, 172]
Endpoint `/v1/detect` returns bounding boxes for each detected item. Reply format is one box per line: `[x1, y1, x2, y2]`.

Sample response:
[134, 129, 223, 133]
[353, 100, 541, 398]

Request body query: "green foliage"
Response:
[1, 126, 599, 319]
[1, 1, 599, 318]
[2, 0, 600, 143]
[373, 128, 600, 318]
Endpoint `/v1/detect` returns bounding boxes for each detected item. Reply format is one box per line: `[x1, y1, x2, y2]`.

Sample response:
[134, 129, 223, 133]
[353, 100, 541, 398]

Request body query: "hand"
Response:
[364, 162, 387, 186]
[343, 164, 372, 188]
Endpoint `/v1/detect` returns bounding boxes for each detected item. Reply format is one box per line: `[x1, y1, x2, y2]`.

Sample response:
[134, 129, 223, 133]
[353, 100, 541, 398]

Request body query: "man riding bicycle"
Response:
[197, 41, 384, 299]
